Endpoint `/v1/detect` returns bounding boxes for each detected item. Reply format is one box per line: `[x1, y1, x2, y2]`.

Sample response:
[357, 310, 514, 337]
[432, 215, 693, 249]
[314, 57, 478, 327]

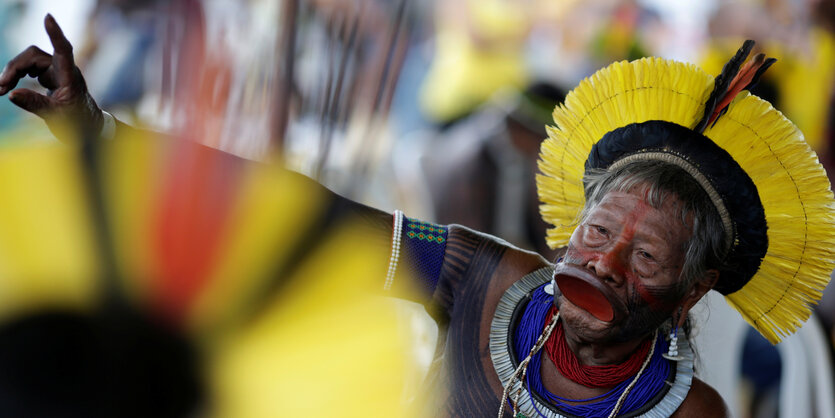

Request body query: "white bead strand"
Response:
[383, 210, 404, 291]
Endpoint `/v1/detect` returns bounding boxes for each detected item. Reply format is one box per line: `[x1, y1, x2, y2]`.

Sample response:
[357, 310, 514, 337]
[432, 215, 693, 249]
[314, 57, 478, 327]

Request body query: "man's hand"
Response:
[0, 14, 103, 141]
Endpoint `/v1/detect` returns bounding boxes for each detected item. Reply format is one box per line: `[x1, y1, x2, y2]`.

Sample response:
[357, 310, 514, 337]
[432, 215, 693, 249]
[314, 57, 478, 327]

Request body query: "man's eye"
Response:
[638, 250, 654, 260]
[582, 224, 608, 246]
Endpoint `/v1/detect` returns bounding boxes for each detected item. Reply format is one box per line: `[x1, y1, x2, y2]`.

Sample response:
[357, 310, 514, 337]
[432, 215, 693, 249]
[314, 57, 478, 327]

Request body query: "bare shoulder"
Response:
[444, 224, 553, 293]
[446, 224, 552, 270]
[672, 377, 731, 417]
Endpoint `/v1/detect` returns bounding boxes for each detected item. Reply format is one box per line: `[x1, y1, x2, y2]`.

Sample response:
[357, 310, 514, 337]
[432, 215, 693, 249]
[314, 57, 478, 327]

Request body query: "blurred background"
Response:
[0, 0, 834, 417]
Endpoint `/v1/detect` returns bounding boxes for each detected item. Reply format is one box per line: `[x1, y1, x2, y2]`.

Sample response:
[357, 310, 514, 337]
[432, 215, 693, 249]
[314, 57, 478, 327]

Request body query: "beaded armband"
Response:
[384, 212, 448, 299]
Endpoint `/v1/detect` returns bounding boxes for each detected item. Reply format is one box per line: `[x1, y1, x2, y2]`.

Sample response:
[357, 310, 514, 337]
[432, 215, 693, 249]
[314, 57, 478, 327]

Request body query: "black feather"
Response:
[694, 40, 755, 133]
[746, 57, 777, 91]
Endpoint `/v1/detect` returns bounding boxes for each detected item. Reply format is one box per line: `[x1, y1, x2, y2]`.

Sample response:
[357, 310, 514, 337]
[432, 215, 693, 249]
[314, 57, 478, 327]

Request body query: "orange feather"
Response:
[708, 53, 767, 126]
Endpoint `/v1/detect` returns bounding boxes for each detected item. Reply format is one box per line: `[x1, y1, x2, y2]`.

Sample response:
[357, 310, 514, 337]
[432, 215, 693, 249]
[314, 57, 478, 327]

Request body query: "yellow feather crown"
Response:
[536, 57, 835, 344]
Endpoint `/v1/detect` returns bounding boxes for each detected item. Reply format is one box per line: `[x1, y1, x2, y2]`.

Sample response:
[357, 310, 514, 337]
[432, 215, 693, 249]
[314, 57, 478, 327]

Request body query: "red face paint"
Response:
[620, 199, 685, 311]
[559, 190, 691, 332]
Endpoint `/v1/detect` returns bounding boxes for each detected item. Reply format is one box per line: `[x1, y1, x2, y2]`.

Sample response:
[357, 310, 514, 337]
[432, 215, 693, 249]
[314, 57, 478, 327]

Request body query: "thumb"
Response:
[8, 88, 53, 118]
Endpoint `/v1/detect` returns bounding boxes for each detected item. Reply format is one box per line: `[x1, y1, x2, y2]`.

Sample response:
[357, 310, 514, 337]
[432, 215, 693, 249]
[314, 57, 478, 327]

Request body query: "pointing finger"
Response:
[44, 14, 75, 86]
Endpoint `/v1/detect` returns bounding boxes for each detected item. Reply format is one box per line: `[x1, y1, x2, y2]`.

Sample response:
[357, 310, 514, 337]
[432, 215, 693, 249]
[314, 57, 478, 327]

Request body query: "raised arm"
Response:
[0, 13, 519, 322]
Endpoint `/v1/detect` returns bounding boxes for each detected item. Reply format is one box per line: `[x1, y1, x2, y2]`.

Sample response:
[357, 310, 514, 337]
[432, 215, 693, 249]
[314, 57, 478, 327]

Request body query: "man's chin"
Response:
[558, 295, 669, 346]
[557, 296, 618, 342]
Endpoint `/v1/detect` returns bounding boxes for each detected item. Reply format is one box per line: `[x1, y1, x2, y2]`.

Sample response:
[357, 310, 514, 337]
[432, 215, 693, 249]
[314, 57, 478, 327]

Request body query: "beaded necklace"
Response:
[545, 313, 653, 388]
[491, 268, 694, 418]
[513, 283, 671, 417]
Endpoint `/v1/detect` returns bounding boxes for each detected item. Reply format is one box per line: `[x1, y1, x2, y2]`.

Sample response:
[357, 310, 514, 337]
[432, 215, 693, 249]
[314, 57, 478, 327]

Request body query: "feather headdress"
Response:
[537, 42, 835, 344]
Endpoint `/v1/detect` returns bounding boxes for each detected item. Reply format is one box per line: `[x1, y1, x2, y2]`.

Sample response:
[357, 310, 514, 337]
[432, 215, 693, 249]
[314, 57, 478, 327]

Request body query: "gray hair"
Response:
[581, 160, 726, 295]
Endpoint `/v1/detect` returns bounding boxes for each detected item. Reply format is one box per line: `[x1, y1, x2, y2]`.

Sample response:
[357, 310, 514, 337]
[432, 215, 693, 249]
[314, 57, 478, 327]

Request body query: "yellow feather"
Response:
[706, 92, 835, 343]
[537, 58, 835, 344]
[538, 58, 712, 249]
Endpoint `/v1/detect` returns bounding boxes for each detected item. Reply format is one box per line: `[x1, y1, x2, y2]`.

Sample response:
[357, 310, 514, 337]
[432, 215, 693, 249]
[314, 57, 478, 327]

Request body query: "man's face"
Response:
[559, 188, 691, 344]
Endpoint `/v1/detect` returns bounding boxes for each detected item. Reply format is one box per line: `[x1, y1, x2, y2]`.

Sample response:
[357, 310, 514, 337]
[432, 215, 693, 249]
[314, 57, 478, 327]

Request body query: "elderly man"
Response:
[3, 15, 834, 418]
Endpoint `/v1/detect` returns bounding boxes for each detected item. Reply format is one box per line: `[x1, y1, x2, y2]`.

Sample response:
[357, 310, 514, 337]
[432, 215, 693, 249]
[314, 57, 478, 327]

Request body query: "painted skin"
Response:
[558, 188, 697, 349]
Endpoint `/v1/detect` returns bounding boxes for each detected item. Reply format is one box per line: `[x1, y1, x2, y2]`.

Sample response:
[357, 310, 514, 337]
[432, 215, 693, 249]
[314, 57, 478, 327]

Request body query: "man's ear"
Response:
[678, 269, 720, 326]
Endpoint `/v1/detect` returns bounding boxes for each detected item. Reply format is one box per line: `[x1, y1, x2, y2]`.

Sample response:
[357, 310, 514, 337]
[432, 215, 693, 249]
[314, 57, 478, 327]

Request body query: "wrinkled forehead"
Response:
[584, 189, 693, 244]
[593, 178, 686, 212]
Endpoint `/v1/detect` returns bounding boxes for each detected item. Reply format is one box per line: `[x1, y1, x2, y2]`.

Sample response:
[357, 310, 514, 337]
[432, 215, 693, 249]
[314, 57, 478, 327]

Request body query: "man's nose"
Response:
[587, 242, 628, 286]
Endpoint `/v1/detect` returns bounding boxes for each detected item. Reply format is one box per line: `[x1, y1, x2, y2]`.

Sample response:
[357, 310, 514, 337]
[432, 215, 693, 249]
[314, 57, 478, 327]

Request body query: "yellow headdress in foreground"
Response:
[0, 134, 416, 417]
[537, 42, 835, 344]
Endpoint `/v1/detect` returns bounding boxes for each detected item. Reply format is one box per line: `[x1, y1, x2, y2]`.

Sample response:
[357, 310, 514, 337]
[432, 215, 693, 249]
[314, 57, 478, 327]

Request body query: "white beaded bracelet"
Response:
[384, 210, 404, 291]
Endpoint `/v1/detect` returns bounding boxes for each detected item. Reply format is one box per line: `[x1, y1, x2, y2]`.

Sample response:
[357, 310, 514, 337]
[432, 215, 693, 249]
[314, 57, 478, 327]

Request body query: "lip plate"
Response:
[553, 263, 628, 323]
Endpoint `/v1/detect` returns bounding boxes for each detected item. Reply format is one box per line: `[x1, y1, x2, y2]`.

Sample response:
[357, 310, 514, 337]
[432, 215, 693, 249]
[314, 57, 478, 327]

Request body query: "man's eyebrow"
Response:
[586, 205, 620, 222]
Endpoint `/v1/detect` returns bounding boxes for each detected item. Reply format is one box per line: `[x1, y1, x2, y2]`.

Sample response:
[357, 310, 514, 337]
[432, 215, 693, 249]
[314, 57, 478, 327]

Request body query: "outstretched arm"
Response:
[0, 13, 510, 318]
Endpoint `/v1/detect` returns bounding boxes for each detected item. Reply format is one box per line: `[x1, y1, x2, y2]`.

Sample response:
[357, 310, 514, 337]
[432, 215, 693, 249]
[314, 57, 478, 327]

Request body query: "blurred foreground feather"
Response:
[0, 129, 420, 417]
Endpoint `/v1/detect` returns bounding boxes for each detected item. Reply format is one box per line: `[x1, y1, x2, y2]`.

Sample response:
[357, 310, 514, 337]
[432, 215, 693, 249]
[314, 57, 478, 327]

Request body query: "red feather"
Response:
[707, 53, 767, 126]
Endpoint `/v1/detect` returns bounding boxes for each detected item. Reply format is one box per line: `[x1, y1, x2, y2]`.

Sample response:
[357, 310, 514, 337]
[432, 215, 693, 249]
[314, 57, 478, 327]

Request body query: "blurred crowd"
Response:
[1, 0, 835, 417]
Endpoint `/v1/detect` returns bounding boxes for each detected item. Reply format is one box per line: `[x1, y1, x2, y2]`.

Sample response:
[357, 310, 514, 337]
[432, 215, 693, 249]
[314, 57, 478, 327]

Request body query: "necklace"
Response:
[490, 267, 695, 418]
[512, 284, 663, 417]
[546, 310, 654, 388]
